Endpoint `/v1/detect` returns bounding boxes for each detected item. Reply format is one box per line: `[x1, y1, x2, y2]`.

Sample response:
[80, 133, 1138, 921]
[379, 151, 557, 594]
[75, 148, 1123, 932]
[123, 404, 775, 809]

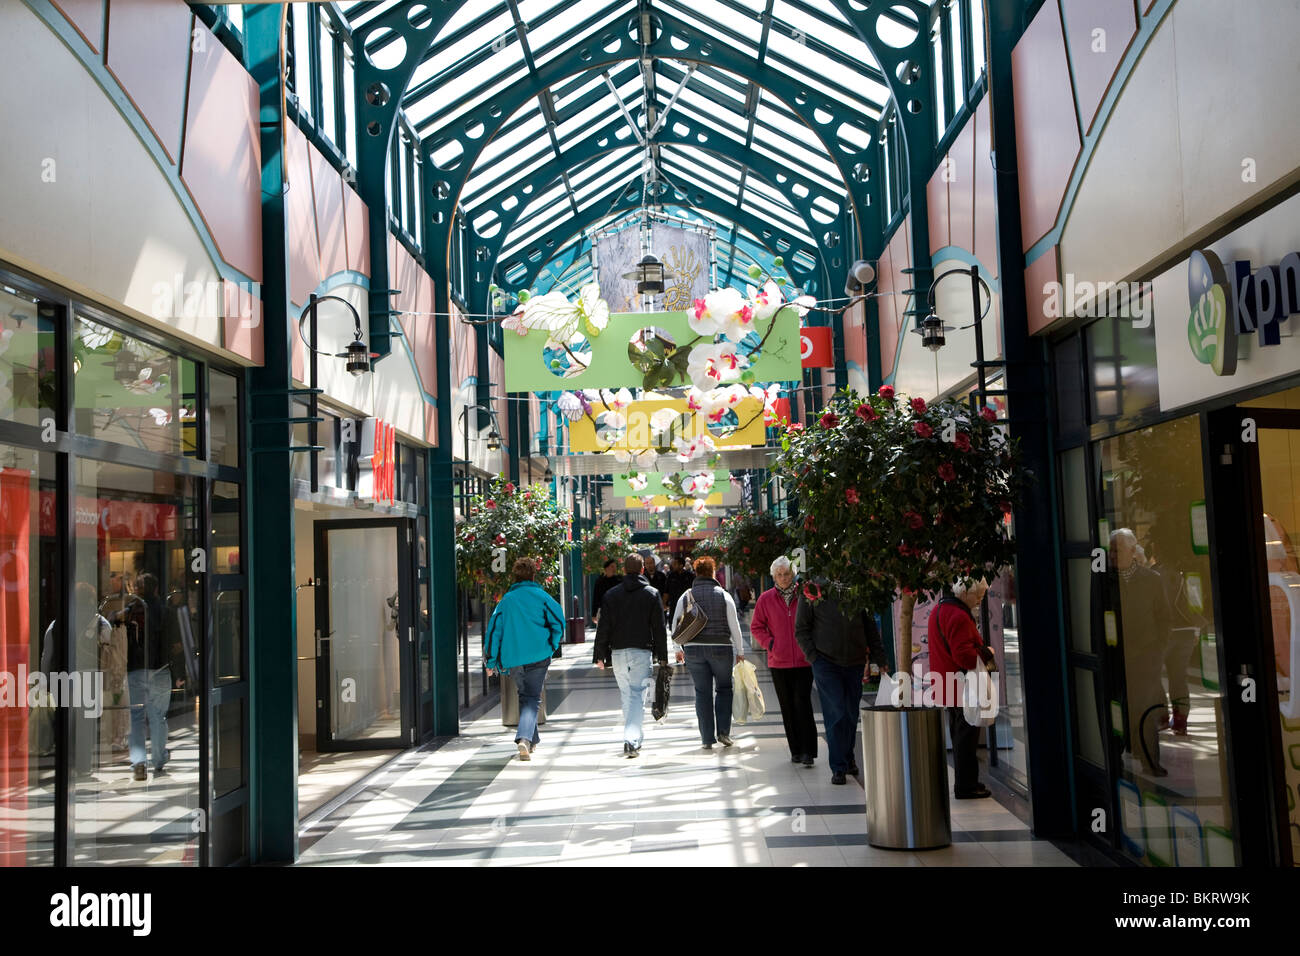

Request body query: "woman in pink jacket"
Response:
[751, 556, 816, 766]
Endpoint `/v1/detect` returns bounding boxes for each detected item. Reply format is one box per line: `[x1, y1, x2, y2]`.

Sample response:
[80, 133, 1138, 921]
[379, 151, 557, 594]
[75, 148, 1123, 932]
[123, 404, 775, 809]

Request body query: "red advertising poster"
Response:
[37, 494, 178, 540]
[0, 469, 31, 864]
[371, 419, 396, 505]
[800, 326, 834, 368]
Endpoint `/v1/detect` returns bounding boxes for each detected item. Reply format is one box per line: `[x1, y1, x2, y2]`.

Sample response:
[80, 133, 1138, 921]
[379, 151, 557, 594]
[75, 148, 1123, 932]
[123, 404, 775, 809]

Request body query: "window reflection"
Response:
[1098, 417, 1232, 865]
[0, 289, 57, 429]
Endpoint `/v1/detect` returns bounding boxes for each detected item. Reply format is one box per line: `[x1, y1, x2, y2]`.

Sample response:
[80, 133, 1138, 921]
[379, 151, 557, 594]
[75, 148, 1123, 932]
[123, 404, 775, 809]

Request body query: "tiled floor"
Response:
[297, 644, 1077, 867]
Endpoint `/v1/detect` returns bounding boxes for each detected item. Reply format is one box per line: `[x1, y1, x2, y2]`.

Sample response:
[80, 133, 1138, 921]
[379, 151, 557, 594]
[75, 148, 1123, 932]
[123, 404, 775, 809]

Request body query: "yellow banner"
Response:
[569, 396, 766, 453]
[625, 493, 724, 507]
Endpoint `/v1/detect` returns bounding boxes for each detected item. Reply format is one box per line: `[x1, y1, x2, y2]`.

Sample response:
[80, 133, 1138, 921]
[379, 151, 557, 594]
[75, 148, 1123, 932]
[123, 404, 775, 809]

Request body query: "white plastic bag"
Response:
[731, 659, 765, 723]
[959, 663, 999, 727]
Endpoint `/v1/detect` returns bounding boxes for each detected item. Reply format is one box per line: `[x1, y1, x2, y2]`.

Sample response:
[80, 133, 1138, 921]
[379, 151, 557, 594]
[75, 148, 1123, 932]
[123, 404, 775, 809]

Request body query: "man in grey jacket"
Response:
[795, 589, 887, 785]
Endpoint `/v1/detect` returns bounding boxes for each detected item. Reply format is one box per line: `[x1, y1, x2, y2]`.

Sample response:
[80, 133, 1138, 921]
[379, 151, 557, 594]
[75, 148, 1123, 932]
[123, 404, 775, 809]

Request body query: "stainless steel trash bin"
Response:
[501, 673, 547, 727]
[861, 706, 951, 850]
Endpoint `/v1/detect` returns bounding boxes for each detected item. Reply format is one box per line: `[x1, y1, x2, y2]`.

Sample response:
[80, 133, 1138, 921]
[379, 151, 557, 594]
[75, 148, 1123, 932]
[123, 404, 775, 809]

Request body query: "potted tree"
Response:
[776, 386, 1026, 849]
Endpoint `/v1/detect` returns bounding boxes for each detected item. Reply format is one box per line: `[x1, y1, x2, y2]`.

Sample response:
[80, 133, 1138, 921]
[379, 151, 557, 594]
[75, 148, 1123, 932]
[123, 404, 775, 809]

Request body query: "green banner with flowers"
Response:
[502, 308, 801, 392]
[610, 470, 729, 499]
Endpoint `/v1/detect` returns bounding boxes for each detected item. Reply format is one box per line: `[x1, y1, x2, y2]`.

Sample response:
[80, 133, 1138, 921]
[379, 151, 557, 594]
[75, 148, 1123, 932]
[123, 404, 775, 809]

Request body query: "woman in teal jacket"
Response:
[485, 558, 565, 760]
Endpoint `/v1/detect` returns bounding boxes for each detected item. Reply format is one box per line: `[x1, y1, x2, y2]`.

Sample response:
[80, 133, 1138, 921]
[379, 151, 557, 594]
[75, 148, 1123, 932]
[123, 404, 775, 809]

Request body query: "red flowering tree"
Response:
[775, 386, 1026, 669]
[722, 509, 794, 582]
[581, 521, 634, 575]
[455, 477, 572, 602]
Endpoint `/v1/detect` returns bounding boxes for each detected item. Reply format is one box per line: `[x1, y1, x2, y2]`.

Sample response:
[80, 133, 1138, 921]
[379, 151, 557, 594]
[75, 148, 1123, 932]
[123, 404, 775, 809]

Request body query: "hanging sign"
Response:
[503, 308, 801, 392]
[568, 397, 767, 453]
[362, 418, 396, 505]
[800, 326, 834, 368]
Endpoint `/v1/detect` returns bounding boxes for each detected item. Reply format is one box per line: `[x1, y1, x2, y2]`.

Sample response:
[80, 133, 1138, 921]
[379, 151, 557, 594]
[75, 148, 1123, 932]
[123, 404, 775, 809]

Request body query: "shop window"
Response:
[212, 481, 241, 575]
[209, 368, 240, 468]
[70, 460, 201, 865]
[0, 445, 57, 865]
[1086, 315, 1158, 423]
[214, 590, 242, 685]
[214, 698, 244, 797]
[1053, 333, 1089, 442]
[1096, 417, 1230, 865]
[0, 287, 57, 429]
[73, 315, 199, 458]
[1073, 668, 1106, 768]
[1060, 446, 1092, 542]
[1067, 558, 1095, 654]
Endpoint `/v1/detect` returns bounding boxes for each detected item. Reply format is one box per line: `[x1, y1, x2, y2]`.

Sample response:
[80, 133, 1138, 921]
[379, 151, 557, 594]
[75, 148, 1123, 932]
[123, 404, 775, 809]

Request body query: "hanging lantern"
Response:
[623, 254, 675, 295]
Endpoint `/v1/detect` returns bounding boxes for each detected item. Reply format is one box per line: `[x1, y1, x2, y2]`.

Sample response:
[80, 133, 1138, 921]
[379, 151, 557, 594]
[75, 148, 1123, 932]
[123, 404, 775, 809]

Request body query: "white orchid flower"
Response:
[576, 283, 610, 338]
[792, 294, 817, 318]
[502, 310, 529, 337]
[639, 495, 655, 508]
[608, 387, 634, 412]
[520, 290, 580, 346]
[746, 279, 785, 323]
[691, 499, 710, 516]
[600, 410, 627, 430]
[147, 408, 172, 426]
[687, 342, 747, 390]
[628, 473, 649, 492]
[649, 407, 680, 435]
[688, 296, 727, 336]
[557, 391, 585, 421]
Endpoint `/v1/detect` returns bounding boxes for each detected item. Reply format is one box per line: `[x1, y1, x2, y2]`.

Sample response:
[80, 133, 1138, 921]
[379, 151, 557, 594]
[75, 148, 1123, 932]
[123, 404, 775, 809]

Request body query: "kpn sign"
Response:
[1154, 190, 1300, 412]
[1186, 248, 1300, 377]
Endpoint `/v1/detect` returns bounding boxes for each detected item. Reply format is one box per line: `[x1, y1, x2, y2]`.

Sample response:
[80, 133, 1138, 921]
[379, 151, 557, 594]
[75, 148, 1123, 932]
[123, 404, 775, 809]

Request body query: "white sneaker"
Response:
[517, 741, 531, 761]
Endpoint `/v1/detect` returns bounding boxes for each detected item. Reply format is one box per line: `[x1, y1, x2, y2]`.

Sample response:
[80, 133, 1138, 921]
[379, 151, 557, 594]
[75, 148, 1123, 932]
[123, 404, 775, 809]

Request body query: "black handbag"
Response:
[672, 590, 709, 645]
[652, 663, 672, 721]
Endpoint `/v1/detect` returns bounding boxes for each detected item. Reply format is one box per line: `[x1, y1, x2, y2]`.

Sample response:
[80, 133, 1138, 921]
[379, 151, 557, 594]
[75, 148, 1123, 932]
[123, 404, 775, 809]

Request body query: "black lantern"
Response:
[344, 337, 371, 375]
[918, 311, 951, 352]
[623, 254, 674, 295]
[486, 428, 502, 452]
[113, 347, 145, 386]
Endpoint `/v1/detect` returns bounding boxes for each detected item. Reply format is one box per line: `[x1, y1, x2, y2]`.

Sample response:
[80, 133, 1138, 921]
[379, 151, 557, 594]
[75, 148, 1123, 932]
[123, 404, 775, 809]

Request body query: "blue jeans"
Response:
[508, 657, 551, 747]
[812, 657, 864, 773]
[128, 666, 171, 769]
[611, 647, 653, 747]
[685, 643, 734, 745]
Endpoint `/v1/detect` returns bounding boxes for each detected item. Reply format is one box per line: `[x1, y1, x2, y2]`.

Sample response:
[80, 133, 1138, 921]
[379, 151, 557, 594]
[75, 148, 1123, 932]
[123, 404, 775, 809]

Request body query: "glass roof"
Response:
[337, 0, 938, 289]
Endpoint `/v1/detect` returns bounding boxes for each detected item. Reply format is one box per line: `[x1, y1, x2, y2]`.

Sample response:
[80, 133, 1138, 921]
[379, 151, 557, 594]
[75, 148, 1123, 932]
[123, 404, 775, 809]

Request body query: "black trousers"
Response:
[947, 707, 982, 794]
[770, 666, 819, 758]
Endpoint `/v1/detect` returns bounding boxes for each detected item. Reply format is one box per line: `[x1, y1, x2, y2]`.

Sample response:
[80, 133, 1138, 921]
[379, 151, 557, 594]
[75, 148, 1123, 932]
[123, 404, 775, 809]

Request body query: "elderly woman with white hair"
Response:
[928, 578, 998, 798]
[750, 555, 817, 766]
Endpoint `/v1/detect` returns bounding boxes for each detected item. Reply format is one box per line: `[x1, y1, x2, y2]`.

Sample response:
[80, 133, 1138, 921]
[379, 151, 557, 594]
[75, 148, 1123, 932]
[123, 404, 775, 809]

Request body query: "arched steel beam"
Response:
[494, 179, 820, 304]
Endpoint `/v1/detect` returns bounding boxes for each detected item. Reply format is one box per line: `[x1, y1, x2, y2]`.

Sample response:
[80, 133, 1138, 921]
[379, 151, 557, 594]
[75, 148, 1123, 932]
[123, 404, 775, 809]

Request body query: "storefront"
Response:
[0, 262, 249, 866]
[1053, 187, 1300, 867]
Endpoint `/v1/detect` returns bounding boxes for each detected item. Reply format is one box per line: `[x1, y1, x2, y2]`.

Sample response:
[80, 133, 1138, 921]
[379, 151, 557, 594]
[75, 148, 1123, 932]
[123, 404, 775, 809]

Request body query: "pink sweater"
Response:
[750, 588, 809, 669]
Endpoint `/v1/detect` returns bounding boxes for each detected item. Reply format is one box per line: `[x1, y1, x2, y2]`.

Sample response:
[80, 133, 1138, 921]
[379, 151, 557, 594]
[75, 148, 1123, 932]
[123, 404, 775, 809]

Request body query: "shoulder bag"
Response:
[672, 590, 709, 645]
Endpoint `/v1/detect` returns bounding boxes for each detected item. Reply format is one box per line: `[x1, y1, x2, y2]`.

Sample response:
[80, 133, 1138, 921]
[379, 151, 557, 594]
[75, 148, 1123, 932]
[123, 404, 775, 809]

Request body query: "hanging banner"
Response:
[800, 326, 834, 368]
[568, 396, 767, 452]
[651, 223, 711, 312]
[610, 470, 729, 499]
[503, 308, 801, 392]
[595, 225, 642, 313]
[625, 493, 724, 508]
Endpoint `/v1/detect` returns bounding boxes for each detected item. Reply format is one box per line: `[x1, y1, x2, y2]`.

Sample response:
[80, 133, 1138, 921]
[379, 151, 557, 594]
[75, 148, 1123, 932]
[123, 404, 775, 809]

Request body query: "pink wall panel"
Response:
[105, 0, 192, 163]
[1061, 0, 1137, 134]
[973, 98, 999, 278]
[927, 166, 948, 255]
[390, 235, 438, 401]
[223, 279, 264, 365]
[425, 404, 438, 448]
[948, 118, 976, 257]
[181, 21, 262, 282]
[309, 144, 348, 281]
[291, 319, 306, 384]
[1025, 246, 1062, 335]
[876, 243, 899, 380]
[342, 184, 370, 276]
[1011, 0, 1081, 251]
[283, 122, 321, 307]
[844, 298, 868, 371]
[51, 0, 102, 52]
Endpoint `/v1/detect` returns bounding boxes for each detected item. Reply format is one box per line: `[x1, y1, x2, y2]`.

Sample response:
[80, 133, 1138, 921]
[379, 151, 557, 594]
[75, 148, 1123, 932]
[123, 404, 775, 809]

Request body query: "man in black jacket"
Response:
[795, 590, 888, 785]
[663, 556, 694, 616]
[594, 554, 668, 757]
[590, 559, 621, 624]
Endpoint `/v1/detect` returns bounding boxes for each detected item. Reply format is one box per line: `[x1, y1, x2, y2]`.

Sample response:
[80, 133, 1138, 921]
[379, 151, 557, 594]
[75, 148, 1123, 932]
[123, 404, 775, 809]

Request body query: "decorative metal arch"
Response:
[349, 0, 937, 351]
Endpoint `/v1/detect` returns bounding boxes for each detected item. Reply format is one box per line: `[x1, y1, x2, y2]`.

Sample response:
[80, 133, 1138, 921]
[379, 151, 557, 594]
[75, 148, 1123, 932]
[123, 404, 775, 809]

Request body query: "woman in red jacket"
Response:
[751, 556, 817, 767]
[928, 579, 996, 799]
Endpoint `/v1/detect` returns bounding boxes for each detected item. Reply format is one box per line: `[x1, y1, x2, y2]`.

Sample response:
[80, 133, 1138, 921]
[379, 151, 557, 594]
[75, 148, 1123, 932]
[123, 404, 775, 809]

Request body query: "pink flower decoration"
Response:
[693, 298, 708, 320]
[856, 403, 878, 422]
[904, 511, 924, 530]
[981, 406, 997, 422]
[953, 432, 972, 452]
[504, 482, 516, 494]
[845, 487, 860, 505]
[914, 422, 934, 438]
[879, 385, 895, 400]
[911, 397, 927, 414]
[820, 411, 840, 429]
[937, 463, 957, 481]
[485, 499, 497, 509]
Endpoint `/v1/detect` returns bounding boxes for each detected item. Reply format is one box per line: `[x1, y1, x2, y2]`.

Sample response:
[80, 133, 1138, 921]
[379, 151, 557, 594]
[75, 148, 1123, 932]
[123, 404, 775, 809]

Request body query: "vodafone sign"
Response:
[800, 326, 833, 368]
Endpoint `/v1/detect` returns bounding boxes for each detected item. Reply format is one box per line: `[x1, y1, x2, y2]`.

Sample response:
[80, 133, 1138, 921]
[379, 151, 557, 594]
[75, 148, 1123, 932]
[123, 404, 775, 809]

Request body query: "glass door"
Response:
[1242, 410, 1300, 865]
[313, 520, 414, 750]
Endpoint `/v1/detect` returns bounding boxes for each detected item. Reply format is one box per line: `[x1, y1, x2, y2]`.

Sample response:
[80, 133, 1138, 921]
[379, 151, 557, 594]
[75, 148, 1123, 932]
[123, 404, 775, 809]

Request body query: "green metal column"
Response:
[244, 4, 298, 863]
[986, 0, 1073, 838]
[430, 272, 460, 737]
